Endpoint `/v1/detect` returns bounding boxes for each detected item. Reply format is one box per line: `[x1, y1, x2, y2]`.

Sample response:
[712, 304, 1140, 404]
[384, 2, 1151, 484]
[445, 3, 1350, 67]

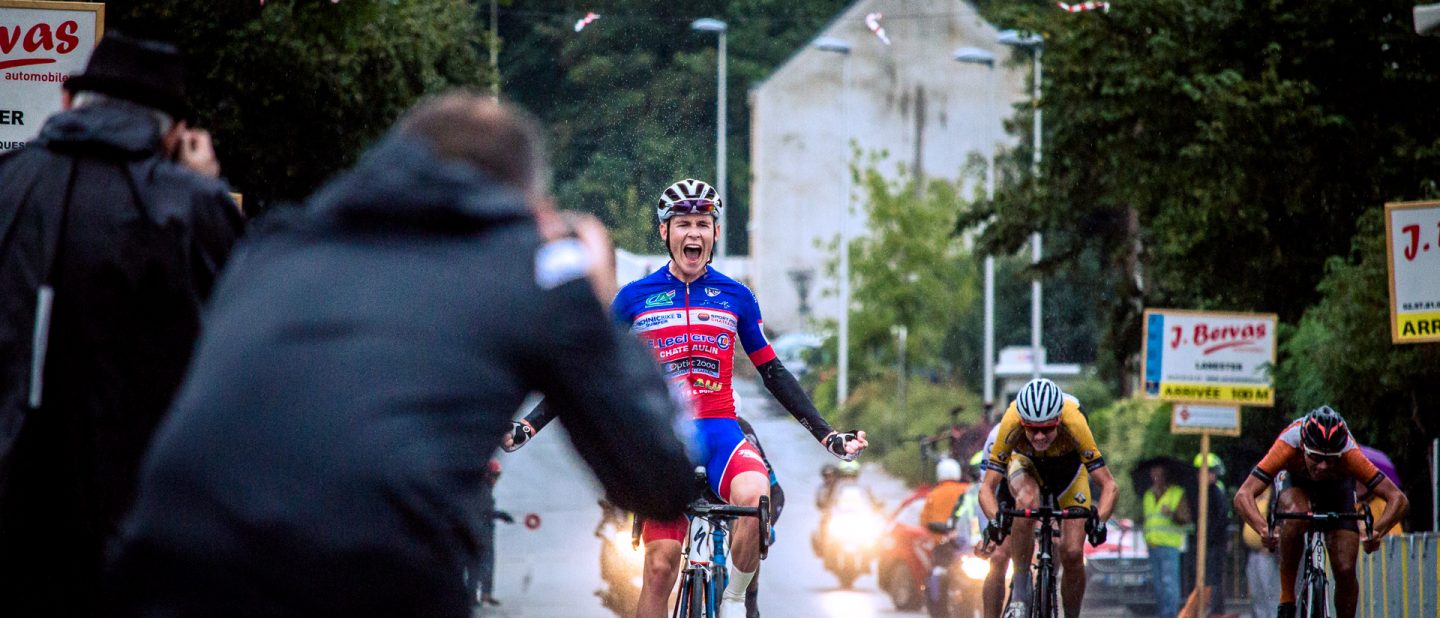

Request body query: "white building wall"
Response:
[749, 0, 1028, 334]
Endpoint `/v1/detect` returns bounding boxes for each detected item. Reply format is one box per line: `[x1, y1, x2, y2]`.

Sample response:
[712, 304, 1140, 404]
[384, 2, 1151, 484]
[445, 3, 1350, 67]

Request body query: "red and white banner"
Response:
[0, 1, 103, 152]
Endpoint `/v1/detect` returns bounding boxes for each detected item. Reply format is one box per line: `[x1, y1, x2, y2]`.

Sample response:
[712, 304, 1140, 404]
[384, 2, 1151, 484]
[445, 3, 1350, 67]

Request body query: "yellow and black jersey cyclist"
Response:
[978, 378, 1119, 618]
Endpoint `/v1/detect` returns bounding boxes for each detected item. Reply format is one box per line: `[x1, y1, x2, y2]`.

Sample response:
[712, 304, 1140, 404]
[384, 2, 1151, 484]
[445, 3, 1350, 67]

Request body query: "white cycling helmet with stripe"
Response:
[656, 178, 722, 222]
[1015, 378, 1064, 426]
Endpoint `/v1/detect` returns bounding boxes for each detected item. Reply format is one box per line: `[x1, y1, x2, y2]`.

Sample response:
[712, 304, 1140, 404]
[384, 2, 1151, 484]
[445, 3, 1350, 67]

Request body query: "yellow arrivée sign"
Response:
[1385, 200, 1440, 344]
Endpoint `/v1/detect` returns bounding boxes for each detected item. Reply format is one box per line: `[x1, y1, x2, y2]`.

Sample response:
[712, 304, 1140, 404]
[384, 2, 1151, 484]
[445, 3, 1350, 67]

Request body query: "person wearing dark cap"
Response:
[109, 91, 694, 617]
[0, 32, 243, 616]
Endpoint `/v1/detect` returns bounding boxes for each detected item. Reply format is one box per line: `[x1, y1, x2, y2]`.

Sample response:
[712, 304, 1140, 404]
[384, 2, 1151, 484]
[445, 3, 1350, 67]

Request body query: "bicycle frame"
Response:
[1268, 504, 1373, 618]
[672, 469, 770, 618]
[996, 496, 1095, 618]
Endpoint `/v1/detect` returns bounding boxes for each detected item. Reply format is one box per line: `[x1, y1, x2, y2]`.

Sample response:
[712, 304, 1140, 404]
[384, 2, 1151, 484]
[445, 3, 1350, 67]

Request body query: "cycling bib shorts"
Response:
[641, 419, 769, 544]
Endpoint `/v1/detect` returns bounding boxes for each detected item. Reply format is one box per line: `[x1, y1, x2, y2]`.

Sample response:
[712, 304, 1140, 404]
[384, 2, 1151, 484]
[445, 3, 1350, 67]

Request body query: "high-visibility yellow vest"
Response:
[1144, 485, 1187, 549]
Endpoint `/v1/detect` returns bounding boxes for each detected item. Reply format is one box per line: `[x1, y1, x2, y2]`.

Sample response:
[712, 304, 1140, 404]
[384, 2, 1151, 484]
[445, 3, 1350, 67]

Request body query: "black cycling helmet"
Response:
[1300, 405, 1350, 456]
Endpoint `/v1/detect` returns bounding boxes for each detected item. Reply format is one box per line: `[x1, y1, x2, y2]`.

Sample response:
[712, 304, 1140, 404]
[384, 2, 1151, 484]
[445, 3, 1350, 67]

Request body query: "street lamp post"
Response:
[812, 36, 853, 409]
[691, 18, 729, 259]
[953, 46, 999, 421]
[998, 29, 1044, 380]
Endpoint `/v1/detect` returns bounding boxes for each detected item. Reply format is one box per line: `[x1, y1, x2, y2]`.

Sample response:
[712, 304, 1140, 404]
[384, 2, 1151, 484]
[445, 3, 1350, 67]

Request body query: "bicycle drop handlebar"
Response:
[685, 466, 771, 559]
[998, 506, 1096, 521]
[1268, 502, 1374, 537]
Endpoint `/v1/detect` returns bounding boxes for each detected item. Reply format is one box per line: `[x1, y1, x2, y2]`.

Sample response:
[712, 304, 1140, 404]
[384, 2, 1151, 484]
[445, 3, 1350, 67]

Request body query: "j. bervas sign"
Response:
[0, 1, 104, 152]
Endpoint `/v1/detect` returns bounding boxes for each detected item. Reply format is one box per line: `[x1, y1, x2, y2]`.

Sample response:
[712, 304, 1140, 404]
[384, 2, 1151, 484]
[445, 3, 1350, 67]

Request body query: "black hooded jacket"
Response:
[113, 134, 692, 615]
[0, 102, 242, 615]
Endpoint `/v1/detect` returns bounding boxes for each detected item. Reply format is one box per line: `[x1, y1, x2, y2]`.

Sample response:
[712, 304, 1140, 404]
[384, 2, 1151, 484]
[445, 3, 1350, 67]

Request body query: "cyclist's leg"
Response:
[1004, 455, 1042, 603]
[1275, 478, 1312, 612]
[1056, 518, 1086, 618]
[1316, 477, 1361, 618]
[636, 519, 685, 618]
[1050, 461, 1090, 618]
[1324, 529, 1360, 618]
[696, 419, 769, 613]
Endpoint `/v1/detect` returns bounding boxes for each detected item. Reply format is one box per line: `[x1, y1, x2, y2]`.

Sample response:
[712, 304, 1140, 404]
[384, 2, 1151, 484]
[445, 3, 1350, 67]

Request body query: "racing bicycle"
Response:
[1268, 502, 1373, 618]
[989, 494, 1104, 618]
[672, 467, 770, 618]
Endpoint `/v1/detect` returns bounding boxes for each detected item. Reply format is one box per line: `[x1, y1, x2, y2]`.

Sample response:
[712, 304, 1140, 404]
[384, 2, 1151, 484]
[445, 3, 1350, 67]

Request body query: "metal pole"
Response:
[1432, 438, 1438, 532]
[716, 30, 728, 259]
[1195, 430, 1212, 608]
[1029, 47, 1044, 379]
[983, 63, 997, 420]
[837, 55, 851, 408]
[488, 0, 499, 95]
[897, 325, 908, 419]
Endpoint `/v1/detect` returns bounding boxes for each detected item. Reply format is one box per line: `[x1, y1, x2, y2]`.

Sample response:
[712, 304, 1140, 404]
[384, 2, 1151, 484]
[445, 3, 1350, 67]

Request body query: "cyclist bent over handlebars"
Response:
[503, 179, 867, 618]
[977, 379, 1118, 618]
[1233, 406, 1408, 618]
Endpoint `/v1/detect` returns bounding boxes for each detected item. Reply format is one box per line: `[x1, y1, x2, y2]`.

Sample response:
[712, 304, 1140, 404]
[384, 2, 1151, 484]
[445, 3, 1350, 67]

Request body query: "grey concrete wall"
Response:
[749, 0, 1028, 334]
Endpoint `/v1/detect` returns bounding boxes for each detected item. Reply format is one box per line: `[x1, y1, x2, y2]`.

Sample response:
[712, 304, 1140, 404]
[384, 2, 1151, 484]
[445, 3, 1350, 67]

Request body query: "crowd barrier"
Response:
[1358, 532, 1439, 618]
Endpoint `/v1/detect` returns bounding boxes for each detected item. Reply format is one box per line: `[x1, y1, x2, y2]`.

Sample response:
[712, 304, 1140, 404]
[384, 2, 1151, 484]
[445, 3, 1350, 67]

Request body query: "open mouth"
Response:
[683, 243, 703, 261]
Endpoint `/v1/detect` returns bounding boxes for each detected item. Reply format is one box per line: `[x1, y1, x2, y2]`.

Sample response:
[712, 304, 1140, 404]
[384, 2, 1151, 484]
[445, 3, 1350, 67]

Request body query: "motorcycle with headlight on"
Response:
[819, 484, 887, 589]
[923, 517, 992, 617]
[594, 499, 643, 616]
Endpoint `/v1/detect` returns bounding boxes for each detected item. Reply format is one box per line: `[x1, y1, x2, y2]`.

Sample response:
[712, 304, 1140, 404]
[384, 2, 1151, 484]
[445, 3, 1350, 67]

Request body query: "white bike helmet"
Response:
[1015, 378, 1064, 426]
[935, 458, 962, 482]
[656, 178, 722, 222]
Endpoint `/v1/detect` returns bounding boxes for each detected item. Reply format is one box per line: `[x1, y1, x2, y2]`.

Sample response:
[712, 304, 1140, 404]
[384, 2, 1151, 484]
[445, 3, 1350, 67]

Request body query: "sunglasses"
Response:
[664, 199, 720, 215]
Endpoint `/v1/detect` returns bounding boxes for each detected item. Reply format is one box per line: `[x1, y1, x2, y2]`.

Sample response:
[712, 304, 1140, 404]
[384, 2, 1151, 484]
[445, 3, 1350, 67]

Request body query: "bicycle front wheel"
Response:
[1034, 567, 1056, 618]
[1302, 574, 1331, 618]
[688, 570, 708, 618]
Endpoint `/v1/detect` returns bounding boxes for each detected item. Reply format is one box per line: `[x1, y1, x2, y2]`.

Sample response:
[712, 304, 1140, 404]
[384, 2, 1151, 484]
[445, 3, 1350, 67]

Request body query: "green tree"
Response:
[1278, 208, 1440, 529]
[497, 0, 849, 254]
[968, 0, 1440, 390]
[102, 0, 494, 210]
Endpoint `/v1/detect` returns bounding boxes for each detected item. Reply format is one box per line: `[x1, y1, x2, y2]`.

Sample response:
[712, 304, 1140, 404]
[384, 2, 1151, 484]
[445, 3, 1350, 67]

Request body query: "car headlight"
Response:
[960, 555, 991, 581]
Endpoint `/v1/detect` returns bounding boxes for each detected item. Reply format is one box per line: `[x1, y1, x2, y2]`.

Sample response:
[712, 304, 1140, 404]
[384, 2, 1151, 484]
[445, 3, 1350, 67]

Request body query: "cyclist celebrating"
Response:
[1233, 406, 1408, 618]
[977, 378, 1118, 618]
[504, 179, 867, 618]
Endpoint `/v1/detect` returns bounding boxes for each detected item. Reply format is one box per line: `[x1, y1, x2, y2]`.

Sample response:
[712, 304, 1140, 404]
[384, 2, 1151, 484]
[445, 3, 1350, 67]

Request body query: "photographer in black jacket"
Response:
[109, 92, 693, 617]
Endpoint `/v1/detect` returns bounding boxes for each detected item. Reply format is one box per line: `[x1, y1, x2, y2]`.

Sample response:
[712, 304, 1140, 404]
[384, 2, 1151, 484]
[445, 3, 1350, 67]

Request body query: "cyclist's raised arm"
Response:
[738, 289, 865, 458]
[500, 399, 558, 452]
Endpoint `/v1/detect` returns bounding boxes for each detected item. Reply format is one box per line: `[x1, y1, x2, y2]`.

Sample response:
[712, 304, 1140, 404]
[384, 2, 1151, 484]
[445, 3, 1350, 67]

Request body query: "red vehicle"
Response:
[876, 486, 933, 611]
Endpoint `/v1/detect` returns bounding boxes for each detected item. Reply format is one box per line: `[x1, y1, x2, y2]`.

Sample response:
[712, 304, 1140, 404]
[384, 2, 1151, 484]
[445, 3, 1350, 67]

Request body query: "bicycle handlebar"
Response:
[998, 506, 1095, 521]
[1267, 503, 1374, 537]
[687, 501, 765, 519]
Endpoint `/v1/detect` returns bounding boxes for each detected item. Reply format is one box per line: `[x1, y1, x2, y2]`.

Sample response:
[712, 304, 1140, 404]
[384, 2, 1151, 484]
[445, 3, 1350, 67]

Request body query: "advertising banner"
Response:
[0, 1, 104, 152]
[1385, 200, 1440, 344]
[1142, 309, 1277, 406]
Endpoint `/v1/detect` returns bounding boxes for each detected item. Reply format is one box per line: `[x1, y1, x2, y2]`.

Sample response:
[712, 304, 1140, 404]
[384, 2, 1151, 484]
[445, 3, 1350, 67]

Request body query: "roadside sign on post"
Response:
[1171, 403, 1240, 436]
[1141, 309, 1277, 406]
[0, 1, 105, 153]
[1384, 200, 1440, 344]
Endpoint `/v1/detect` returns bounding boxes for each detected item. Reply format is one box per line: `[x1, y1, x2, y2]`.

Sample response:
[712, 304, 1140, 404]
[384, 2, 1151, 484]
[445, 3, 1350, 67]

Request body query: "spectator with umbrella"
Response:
[1134, 456, 1192, 618]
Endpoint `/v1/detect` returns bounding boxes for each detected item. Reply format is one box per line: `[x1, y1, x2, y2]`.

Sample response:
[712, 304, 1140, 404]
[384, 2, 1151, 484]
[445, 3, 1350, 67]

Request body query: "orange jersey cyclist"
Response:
[503, 179, 867, 618]
[1233, 406, 1408, 618]
[977, 378, 1119, 618]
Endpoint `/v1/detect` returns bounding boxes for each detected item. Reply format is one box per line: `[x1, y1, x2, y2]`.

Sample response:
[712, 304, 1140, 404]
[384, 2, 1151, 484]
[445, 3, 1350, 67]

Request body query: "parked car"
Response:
[1083, 518, 1153, 616]
[770, 331, 823, 379]
[876, 486, 932, 611]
